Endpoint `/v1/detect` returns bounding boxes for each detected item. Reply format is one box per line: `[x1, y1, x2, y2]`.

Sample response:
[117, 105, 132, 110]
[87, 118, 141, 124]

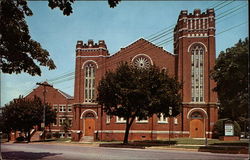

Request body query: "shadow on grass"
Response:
[198, 145, 248, 154]
[210, 142, 249, 146]
[2, 151, 62, 159]
[13, 139, 56, 143]
[198, 142, 249, 154]
[99, 140, 177, 149]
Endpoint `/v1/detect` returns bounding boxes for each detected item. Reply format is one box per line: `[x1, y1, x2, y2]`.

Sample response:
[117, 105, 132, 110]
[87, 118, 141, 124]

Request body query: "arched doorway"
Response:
[189, 111, 204, 138]
[84, 112, 95, 136]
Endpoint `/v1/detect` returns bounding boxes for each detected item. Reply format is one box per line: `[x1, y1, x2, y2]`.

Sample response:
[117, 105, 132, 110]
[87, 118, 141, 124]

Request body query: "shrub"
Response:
[16, 136, 26, 142]
[46, 132, 52, 139]
[53, 132, 60, 138]
[212, 119, 241, 138]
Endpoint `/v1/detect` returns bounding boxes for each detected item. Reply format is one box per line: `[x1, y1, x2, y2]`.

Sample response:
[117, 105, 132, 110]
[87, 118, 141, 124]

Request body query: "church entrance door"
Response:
[190, 112, 204, 138]
[84, 113, 95, 136]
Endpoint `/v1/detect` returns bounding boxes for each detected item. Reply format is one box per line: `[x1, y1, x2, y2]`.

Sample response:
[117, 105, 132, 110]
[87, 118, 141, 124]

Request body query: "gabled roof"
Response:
[109, 38, 174, 57]
[57, 89, 74, 99]
[25, 82, 74, 100]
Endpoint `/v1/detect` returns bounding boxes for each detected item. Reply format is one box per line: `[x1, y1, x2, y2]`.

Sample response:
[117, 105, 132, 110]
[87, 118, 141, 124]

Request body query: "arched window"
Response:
[191, 45, 204, 102]
[132, 54, 152, 69]
[191, 111, 203, 119]
[85, 112, 95, 118]
[84, 63, 96, 103]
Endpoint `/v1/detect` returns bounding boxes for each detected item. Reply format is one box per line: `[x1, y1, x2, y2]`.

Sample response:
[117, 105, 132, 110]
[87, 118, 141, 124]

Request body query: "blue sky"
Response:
[1, 1, 248, 106]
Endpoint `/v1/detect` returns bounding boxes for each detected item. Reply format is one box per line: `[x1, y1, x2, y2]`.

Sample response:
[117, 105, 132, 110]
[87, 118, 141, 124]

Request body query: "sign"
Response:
[225, 123, 234, 136]
[41, 123, 45, 128]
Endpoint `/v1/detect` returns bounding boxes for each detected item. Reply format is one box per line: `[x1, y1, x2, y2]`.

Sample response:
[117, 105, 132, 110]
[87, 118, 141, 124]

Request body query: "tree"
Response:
[61, 112, 71, 138]
[0, 0, 121, 76]
[48, 0, 121, 15]
[0, 110, 12, 141]
[97, 62, 182, 144]
[0, 0, 56, 76]
[211, 38, 248, 121]
[1, 96, 56, 142]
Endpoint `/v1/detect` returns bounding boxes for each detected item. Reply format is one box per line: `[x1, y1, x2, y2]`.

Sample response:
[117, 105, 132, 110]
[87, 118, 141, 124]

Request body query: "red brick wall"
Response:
[25, 84, 73, 132]
[48, 9, 218, 142]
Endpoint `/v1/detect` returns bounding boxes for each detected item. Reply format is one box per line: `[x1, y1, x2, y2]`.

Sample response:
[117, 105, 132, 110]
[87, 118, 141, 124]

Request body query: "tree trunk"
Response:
[244, 119, 247, 138]
[7, 132, 10, 142]
[123, 116, 136, 144]
[27, 131, 31, 143]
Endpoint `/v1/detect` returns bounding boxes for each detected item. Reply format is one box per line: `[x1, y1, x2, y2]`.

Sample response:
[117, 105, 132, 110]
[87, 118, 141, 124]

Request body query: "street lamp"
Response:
[36, 82, 52, 141]
[0, 131, 2, 160]
[169, 106, 172, 146]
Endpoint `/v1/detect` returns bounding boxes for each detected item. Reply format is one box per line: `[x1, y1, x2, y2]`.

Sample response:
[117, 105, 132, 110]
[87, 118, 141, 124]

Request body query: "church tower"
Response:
[74, 40, 109, 103]
[72, 39, 109, 141]
[174, 9, 218, 138]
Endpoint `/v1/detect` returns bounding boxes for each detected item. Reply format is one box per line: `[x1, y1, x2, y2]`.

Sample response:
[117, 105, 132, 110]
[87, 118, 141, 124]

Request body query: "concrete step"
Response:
[30, 131, 43, 142]
[80, 136, 94, 142]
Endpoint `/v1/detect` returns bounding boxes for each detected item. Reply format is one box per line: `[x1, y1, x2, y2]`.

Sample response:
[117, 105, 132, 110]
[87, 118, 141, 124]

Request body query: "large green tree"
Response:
[211, 38, 248, 122]
[0, 0, 56, 76]
[0, 0, 120, 76]
[97, 62, 182, 144]
[1, 96, 56, 142]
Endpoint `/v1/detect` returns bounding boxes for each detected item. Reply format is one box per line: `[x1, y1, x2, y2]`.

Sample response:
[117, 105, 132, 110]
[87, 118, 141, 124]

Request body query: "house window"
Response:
[68, 105, 72, 112]
[53, 105, 58, 112]
[158, 113, 168, 123]
[136, 117, 148, 123]
[59, 118, 64, 126]
[106, 115, 110, 124]
[59, 106, 63, 112]
[68, 118, 72, 126]
[84, 63, 96, 103]
[191, 45, 204, 102]
[174, 117, 178, 124]
[59, 105, 66, 112]
[53, 118, 57, 126]
[116, 116, 126, 123]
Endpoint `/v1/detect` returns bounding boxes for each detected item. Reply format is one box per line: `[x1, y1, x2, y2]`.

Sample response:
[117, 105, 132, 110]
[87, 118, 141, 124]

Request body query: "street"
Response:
[1, 143, 248, 160]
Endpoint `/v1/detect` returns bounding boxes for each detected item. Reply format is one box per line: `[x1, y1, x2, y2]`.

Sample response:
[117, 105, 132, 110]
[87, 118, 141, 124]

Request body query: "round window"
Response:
[133, 56, 151, 69]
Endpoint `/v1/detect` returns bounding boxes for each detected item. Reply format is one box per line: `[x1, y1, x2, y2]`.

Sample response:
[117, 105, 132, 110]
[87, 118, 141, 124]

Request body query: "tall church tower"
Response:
[72, 39, 109, 141]
[74, 40, 109, 103]
[174, 9, 218, 138]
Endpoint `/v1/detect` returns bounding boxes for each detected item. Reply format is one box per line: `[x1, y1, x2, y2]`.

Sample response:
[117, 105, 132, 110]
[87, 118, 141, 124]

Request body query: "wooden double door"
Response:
[84, 118, 95, 136]
[190, 119, 204, 138]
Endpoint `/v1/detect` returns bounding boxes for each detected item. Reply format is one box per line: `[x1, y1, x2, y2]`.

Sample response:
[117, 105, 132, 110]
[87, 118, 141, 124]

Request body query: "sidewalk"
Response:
[2, 140, 248, 154]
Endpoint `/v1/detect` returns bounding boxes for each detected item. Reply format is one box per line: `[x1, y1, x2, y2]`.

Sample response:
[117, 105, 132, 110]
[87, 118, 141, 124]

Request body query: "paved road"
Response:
[1, 143, 249, 160]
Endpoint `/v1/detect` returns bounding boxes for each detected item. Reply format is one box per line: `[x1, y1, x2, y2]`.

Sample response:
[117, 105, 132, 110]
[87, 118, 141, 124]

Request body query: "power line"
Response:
[22, 1, 244, 91]
[217, 21, 247, 35]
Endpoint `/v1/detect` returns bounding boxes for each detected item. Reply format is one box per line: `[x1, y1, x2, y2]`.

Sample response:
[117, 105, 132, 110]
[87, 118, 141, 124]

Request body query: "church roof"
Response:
[110, 38, 174, 58]
[57, 89, 74, 99]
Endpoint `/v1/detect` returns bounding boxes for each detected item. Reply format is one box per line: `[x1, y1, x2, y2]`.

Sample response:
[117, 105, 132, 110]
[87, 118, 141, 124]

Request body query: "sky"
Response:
[1, 1, 248, 106]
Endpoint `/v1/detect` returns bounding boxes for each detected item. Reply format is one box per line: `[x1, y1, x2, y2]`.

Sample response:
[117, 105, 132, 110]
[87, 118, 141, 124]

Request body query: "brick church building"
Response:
[26, 8, 218, 141]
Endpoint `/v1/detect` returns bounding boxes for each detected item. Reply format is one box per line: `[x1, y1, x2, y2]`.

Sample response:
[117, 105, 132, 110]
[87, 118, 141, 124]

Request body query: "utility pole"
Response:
[169, 106, 172, 147]
[36, 82, 52, 141]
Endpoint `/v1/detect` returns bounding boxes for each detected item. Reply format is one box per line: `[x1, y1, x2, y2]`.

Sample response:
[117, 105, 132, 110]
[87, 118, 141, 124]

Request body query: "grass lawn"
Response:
[131, 138, 249, 147]
[172, 138, 249, 145]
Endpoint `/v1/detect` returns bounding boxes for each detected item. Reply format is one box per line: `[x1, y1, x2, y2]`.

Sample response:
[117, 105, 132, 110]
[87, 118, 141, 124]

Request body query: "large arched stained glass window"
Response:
[191, 45, 204, 102]
[84, 63, 96, 103]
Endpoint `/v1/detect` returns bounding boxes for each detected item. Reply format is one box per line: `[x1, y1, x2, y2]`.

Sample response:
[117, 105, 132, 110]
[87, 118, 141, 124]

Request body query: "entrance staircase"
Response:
[80, 136, 94, 142]
[30, 131, 43, 142]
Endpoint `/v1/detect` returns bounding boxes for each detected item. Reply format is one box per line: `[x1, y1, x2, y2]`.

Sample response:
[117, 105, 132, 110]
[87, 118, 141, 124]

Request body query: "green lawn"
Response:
[172, 138, 249, 145]
[131, 138, 249, 147]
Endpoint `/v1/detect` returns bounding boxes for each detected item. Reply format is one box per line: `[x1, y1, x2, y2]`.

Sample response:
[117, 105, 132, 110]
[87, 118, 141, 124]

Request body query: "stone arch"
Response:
[80, 109, 98, 119]
[187, 42, 207, 53]
[81, 60, 98, 69]
[187, 108, 208, 119]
